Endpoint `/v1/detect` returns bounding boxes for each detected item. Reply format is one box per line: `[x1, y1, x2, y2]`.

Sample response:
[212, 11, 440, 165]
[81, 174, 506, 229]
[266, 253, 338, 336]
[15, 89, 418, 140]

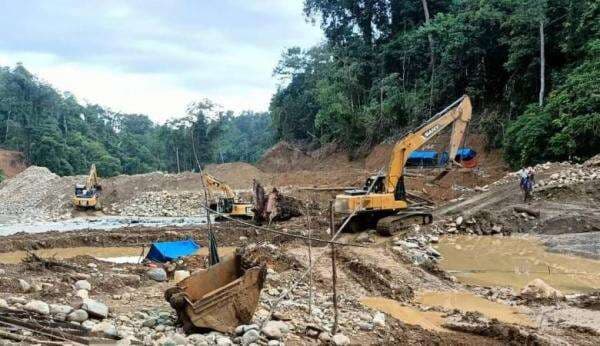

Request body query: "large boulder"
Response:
[147, 268, 167, 282]
[81, 299, 109, 319]
[74, 280, 92, 291]
[24, 300, 50, 315]
[68, 309, 89, 322]
[521, 279, 564, 300]
[50, 304, 73, 315]
[261, 320, 289, 340]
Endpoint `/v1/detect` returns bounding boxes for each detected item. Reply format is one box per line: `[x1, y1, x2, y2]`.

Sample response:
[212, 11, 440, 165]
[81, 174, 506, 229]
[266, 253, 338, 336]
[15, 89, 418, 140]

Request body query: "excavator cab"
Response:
[363, 175, 386, 193]
[217, 197, 234, 214]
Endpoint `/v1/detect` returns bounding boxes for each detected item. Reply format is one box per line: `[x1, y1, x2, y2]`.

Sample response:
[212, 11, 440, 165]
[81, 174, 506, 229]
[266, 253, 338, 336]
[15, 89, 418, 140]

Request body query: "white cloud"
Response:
[0, 0, 323, 122]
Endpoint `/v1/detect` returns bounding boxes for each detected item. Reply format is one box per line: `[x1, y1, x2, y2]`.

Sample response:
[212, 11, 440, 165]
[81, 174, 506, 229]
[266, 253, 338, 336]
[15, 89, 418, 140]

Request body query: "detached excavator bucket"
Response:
[165, 253, 266, 334]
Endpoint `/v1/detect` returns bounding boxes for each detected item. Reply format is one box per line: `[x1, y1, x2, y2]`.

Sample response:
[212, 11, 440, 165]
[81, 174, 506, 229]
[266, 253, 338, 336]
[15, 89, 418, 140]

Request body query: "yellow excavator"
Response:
[201, 173, 253, 219]
[72, 164, 102, 210]
[334, 95, 473, 235]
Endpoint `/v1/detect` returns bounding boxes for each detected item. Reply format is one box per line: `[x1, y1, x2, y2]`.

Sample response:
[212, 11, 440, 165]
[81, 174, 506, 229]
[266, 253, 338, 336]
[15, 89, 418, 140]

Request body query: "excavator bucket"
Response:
[165, 253, 267, 334]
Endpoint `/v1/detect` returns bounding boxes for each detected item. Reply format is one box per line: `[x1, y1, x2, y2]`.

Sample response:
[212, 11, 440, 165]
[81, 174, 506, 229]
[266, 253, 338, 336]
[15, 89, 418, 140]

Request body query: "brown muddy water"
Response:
[0, 246, 148, 264]
[436, 235, 600, 293]
[360, 297, 447, 332]
[0, 246, 237, 264]
[416, 291, 533, 326]
[361, 292, 533, 331]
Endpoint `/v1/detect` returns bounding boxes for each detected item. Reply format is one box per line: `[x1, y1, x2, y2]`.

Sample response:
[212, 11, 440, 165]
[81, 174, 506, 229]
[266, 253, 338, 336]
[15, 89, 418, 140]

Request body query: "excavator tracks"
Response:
[376, 212, 433, 236]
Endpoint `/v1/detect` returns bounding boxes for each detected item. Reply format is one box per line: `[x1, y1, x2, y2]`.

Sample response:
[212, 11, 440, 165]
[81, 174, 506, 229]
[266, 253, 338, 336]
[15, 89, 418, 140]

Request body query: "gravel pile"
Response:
[111, 191, 206, 217]
[0, 166, 72, 221]
[492, 161, 600, 188]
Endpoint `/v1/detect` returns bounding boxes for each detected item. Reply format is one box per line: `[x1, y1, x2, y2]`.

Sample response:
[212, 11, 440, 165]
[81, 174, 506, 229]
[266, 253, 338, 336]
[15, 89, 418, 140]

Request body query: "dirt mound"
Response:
[0, 149, 27, 178]
[204, 162, 266, 189]
[258, 141, 362, 173]
[0, 166, 73, 221]
[258, 141, 314, 172]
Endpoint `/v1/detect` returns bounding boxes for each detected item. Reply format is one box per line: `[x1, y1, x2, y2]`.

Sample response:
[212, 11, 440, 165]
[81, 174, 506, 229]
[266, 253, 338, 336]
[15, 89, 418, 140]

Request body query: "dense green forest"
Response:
[271, 0, 599, 167]
[0, 64, 274, 176]
[1, 0, 597, 177]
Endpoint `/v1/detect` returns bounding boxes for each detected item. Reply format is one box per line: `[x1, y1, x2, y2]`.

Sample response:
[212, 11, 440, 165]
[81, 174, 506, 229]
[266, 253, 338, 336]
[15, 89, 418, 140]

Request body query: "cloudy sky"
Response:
[0, 0, 323, 122]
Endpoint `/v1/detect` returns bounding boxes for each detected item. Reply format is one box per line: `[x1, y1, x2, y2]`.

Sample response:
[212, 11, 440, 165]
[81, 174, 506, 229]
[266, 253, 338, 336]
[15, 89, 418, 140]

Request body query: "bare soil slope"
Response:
[0, 149, 27, 178]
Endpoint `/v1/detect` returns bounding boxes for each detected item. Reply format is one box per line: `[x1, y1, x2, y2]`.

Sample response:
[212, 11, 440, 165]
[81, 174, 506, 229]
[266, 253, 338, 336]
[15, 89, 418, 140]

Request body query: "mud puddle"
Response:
[0, 216, 210, 236]
[360, 297, 448, 332]
[0, 246, 148, 264]
[0, 245, 239, 264]
[416, 291, 533, 326]
[436, 235, 600, 293]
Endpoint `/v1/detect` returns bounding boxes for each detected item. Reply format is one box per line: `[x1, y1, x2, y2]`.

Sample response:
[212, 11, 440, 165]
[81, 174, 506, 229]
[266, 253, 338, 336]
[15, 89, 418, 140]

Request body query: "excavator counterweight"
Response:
[334, 95, 473, 235]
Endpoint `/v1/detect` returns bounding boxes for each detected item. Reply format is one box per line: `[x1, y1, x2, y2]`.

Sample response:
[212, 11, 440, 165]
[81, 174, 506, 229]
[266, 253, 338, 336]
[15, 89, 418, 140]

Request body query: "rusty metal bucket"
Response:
[166, 253, 266, 333]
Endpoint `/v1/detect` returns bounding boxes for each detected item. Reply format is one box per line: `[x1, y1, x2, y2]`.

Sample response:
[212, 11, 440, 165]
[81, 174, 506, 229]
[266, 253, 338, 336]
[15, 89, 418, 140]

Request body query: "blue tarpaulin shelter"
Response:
[455, 148, 477, 161]
[406, 150, 439, 166]
[146, 239, 200, 263]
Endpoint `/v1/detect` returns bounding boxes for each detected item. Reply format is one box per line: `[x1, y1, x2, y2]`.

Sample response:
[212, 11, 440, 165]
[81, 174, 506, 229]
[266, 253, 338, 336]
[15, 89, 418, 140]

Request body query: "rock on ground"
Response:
[147, 268, 167, 282]
[75, 280, 92, 291]
[24, 300, 49, 315]
[521, 278, 564, 300]
[68, 309, 89, 322]
[82, 299, 109, 319]
[332, 333, 350, 346]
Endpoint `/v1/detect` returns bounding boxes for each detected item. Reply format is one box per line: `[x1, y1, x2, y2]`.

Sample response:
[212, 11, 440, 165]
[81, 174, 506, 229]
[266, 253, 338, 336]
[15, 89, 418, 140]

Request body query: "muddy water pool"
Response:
[360, 297, 447, 332]
[0, 245, 237, 264]
[436, 235, 600, 293]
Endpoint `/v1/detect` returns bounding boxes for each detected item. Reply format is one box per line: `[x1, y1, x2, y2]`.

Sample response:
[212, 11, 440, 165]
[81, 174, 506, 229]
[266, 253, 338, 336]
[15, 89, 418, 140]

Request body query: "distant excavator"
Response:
[334, 95, 473, 235]
[201, 173, 253, 219]
[72, 164, 102, 210]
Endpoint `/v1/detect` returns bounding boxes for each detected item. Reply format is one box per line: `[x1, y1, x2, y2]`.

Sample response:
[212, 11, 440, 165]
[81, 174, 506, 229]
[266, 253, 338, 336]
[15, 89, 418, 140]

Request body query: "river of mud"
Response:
[0, 216, 210, 236]
[435, 235, 600, 293]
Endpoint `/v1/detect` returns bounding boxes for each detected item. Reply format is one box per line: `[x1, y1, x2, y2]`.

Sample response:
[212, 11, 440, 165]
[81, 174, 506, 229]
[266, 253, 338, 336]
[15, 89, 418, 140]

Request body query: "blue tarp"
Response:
[455, 148, 477, 161]
[146, 239, 200, 263]
[408, 147, 477, 166]
[406, 150, 439, 166]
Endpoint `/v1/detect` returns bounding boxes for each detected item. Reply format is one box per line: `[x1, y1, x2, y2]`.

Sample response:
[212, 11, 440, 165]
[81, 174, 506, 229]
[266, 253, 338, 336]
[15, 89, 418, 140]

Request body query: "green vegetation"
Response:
[1, 1, 597, 176]
[271, 0, 599, 167]
[0, 169, 4, 183]
[0, 64, 274, 176]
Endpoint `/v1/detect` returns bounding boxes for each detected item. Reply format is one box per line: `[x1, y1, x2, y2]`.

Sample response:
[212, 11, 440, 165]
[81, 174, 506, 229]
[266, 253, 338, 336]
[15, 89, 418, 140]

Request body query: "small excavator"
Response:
[334, 95, 473, 235]
[201, 173, 253, 218]
[72, 164, 102, 210]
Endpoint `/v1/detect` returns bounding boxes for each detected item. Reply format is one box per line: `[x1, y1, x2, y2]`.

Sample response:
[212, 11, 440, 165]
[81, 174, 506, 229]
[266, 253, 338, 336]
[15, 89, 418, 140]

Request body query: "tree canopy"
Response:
[0, 64, 274, 176]
[270, 0, 599, 167]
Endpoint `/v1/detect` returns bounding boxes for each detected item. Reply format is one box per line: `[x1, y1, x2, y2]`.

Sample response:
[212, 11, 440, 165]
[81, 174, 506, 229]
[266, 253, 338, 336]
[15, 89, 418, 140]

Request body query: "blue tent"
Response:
[455, 147, 477, 161]
[146, 239, 200, 263]
[406, 150, 439, 166]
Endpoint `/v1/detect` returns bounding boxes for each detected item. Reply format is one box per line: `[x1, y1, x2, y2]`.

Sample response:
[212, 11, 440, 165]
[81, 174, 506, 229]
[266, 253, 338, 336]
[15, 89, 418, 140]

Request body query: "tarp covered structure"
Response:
[406, 150, 439, 167]
[146, 239, 200, 263]
[455, 148, 477, 161]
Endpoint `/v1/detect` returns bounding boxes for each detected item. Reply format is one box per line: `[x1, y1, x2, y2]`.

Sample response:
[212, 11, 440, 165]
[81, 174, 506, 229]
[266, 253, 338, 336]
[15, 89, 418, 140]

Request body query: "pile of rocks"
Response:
[492, 160, 600, 189]
[537, 166, 599, 188]
[1, 295, 107, 326]
[0, 166, 65, 221]
[391, 233, 441, 266]
[112, 191, 205, 217]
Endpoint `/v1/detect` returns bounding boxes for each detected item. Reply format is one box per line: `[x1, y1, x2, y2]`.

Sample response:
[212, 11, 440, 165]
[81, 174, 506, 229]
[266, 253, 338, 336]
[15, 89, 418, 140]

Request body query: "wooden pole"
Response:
[329, 200, 339, 334]
[306, 204, 313, 317]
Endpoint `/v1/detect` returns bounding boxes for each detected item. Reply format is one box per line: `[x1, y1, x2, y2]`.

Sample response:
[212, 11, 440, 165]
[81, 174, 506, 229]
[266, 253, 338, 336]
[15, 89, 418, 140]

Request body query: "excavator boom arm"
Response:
[385, 95, 472, 193]
[201, 173, 236, 199]
[86, 164, 99, 189]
